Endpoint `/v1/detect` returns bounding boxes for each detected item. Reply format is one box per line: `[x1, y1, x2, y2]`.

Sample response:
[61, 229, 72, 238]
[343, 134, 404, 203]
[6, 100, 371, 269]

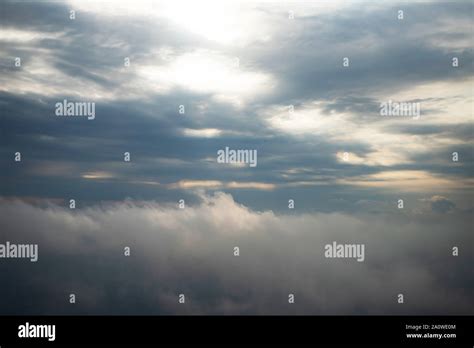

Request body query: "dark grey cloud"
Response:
[247, 1, 473, 105]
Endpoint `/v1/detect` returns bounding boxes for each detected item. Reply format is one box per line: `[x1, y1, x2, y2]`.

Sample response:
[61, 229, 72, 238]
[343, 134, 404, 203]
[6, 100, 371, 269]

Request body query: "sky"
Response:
[0, 0, 473, 314]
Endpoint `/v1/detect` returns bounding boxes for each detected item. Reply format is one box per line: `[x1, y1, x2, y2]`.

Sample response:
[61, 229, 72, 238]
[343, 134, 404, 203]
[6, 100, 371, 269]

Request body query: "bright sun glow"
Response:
[68, 0, 267, 45]
[138, 49, 274, 105]
[162, 1, 245, 44]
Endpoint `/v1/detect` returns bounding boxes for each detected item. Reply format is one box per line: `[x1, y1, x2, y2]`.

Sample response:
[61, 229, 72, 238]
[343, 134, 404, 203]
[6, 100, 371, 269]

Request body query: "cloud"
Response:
[135, 49, 276, 106]
[264, 79, 473, 168]
[0, 193, 472, 315]
[423, 195, 456, 213]
[181, 128, 223, 138]
[0, 1, 472, 312]
[337, 170, 474, 192]
[81, 171, 115, 180]
[167, 180, 275, 190]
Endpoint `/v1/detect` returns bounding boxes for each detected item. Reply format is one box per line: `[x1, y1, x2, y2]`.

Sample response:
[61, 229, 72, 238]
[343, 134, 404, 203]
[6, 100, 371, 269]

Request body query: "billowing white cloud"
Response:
[0, 193, 471, 314]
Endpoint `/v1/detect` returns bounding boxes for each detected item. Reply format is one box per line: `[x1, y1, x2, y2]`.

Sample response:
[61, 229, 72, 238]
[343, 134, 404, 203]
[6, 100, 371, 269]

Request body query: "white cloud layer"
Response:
[0, 193, 472, 314]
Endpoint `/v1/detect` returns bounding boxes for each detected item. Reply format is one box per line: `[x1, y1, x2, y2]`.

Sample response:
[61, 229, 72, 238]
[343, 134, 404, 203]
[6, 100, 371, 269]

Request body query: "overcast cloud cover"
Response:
[0, 0, 473, 314]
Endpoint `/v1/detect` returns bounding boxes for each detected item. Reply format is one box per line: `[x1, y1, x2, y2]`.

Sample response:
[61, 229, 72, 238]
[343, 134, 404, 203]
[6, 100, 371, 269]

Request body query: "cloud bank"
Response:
[0, 193, 472, 315]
